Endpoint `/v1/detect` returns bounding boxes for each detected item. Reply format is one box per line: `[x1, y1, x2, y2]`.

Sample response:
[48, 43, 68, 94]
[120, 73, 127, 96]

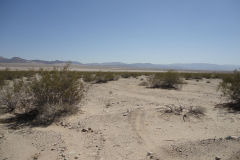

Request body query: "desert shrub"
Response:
[180, 72, 230, 80]
[218, 70, 240, 106]
[149, 71, 183, 89]
[139, 81, 149, 86]
[30, 64, 83, 124]
[94, 72, 116, 83]
[163, 104, 184, 115]
[159, 104, 206, 119]
[187, 106, 206, 116]
[0, 69, 36, 88]
[82, 72, 119, 83]
[0, 75, 4, 87]
[82, 73, 96, 82]
[31, 65, 83, 106]
[120, 72, 140, 78]
[0, 79, 34, 113]
[34, 103, 77, 124]
[120, 72, 132, 78]
[0, 64, 84, 124]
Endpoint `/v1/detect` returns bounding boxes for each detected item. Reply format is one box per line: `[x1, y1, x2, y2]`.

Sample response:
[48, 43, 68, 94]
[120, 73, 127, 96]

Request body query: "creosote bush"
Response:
[0, 69, 36, 88]
[0, 79, 34, 113]
[0, 64, 84, 124]
[31, 65, 83, 106]
[82, 72, 96, 82]
[82, 72, 119, 83]
[218, 70, 240, 107]
[149, 71, 183, 89]
[94, 72, 118, 83]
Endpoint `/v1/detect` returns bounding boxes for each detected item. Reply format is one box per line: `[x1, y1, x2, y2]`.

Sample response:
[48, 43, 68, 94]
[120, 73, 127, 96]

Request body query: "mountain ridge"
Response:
[0, 56, 239, 71]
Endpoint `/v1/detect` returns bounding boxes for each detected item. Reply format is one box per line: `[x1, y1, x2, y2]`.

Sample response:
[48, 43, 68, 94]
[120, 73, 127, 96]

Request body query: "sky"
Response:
[0, 0, 240, 65]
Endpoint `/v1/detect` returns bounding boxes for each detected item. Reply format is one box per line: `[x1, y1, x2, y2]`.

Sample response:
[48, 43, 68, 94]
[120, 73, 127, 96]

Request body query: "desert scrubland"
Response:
[0, 68, 240, 160]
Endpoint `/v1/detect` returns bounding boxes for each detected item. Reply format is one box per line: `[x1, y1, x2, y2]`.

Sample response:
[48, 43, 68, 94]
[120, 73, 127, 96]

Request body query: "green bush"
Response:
[218, 70, 240, 106]
[149, 71, 183, 89]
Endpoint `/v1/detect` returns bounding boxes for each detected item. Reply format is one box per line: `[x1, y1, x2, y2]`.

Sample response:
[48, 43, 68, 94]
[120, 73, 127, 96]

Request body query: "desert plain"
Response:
[0, 75, 240, 160]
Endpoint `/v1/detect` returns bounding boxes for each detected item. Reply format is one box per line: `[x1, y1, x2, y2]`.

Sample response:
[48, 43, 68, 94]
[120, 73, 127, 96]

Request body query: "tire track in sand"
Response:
[128, 108, 160, 153]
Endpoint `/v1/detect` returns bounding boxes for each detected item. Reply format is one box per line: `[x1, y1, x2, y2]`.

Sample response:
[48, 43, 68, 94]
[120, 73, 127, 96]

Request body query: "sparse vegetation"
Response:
[120, 72, 140, 78]
[0, 64, 84, 124]
[0, 67, 234, 124]
[94, 72, 119, 83]
[0, 69, 36, 88]
[0, 79, 34, 113]
[159, 104, 206, 118]
[163, 104, 184, 115]
[218, 70, 240, 107]
[31, 64, 83, 106]
[139, 81, 149, 86]
[187, 106, 206, 117]
[82, 72, 119, 83]
[148, 71, 183, 89]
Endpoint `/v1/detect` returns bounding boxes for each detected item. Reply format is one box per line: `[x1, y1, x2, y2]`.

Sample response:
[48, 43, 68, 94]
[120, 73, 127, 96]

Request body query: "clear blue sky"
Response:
[0, 0, 240, 64]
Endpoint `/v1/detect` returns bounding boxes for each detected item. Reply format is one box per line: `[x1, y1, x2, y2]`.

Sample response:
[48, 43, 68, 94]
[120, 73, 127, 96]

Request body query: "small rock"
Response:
[74, 156, 78, 159]
[147, 152, 153, 156]
[123, 113, 128, 116]
[60, 153, 65, 157]
[32, 153, 40, 160]
[225, 136, 238, 140]
[0, 134, 4, 139]
[69, 151, 76, 154]
[60, 122, 66, 126]
[215, 157, 221, 160]
[81, 129, 88, 132]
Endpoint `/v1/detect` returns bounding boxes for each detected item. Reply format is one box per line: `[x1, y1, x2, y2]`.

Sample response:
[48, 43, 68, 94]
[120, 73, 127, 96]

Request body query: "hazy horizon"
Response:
[1, 0, 240, 65]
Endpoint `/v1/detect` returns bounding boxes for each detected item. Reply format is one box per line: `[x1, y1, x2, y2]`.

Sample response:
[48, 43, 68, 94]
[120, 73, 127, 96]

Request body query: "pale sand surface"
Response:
[1, 78, 240, 160]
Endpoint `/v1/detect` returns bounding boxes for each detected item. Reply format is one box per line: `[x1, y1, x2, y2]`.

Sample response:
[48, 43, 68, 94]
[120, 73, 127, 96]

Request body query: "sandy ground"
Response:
[1, 77, 240, 160]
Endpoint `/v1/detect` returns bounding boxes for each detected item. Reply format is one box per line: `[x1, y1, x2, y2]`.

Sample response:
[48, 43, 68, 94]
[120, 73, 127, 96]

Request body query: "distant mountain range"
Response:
[0, 56, 239, 71]
[0, 56, 82, 65]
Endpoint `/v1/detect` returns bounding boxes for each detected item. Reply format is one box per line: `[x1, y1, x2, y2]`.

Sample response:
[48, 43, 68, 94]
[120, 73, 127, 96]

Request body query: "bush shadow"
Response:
[215, 102, 240, 114]
[0, 111, 49, 129]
